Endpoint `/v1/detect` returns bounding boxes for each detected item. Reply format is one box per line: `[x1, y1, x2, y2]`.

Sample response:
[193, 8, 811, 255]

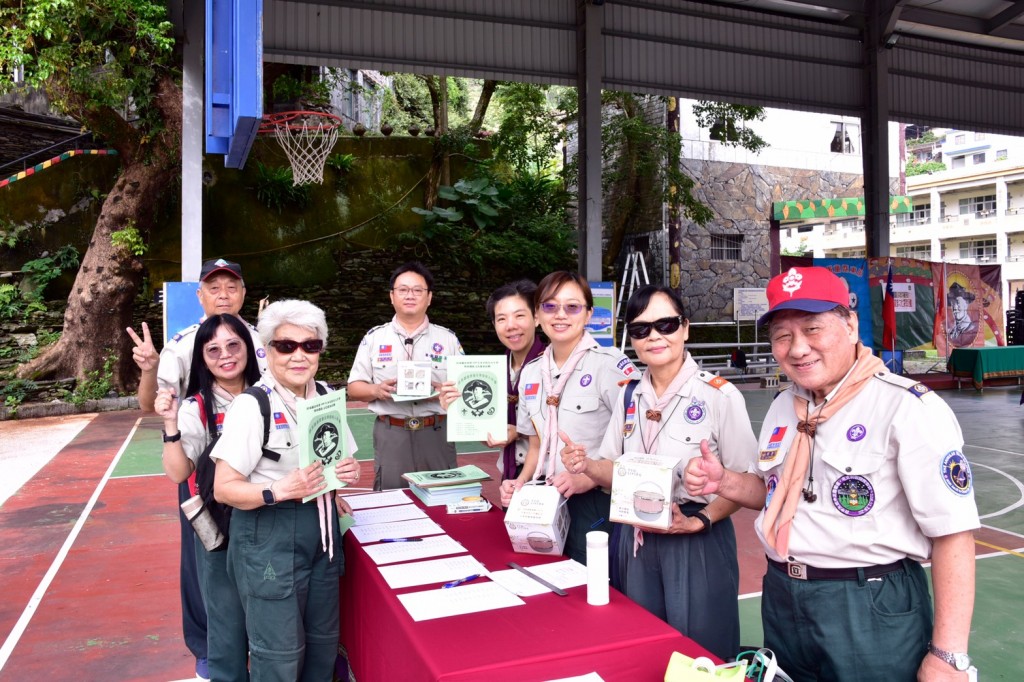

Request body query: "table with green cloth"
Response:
[948, 346, 1024, 390]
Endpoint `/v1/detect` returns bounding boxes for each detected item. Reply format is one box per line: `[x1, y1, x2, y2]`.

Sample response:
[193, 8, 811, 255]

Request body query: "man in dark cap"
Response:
[685, 266, 978, 681]
[946, 281, 980, 346]
[126, 258, 266, 681]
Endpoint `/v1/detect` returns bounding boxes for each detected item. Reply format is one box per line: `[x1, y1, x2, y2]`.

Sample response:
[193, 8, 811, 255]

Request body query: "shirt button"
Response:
[846, 467, 852, 472]
[788, 555, 796, 562]
[686, 437, 691, 442]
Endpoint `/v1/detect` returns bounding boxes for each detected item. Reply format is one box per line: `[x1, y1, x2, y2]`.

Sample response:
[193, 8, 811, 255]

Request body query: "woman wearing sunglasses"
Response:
[499, 271, 638, 565]
[210, 300, 360, 681]
[562, 285, 757, 659]
[155, 314, 261, 682]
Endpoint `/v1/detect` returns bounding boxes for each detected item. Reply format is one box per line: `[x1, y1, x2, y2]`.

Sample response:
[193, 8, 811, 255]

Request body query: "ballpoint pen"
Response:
[442, 574, 481, 589]
[379, 537, 423, 543]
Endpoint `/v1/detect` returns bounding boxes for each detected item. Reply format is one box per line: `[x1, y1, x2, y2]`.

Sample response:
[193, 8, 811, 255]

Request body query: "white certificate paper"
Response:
[352, 505, 427, 526]
[377, 555, 488, 589]
[362, 534, 468, 565]
[297, 389, 350, 503]
[349, 518, 445, 544]
[488, 559, 588, 596]
[396, 581, 525, 621]
[341, 490, 412, 510]
[445, 355, 507, 442]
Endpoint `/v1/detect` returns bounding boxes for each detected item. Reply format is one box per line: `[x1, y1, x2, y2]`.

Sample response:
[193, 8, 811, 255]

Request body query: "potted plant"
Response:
[408, 124, 421, 137]
[352, 122, 367, 137]
[381, 122, 394, 137]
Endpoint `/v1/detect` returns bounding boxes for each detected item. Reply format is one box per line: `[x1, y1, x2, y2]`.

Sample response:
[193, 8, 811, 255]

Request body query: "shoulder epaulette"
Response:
[168, 323, 200, 344]
[874, 370, 932, 398]
[696, 370, 738, 394]
[430, 323, 458, 336]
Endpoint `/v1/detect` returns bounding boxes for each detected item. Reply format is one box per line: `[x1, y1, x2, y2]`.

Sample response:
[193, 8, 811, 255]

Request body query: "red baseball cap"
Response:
[758, 266, 849, 326]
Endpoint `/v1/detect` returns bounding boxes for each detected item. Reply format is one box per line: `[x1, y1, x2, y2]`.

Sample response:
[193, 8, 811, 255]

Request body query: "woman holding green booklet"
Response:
[210, 299, 360, 681]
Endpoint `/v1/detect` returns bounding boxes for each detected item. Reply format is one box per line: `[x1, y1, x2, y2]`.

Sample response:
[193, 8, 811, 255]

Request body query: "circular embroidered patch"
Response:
[580, 374, 593, 387]
[432, 342, 443, 353]
[941, 451, 972, 496]
[831, 475, 875, 517]
[846, 424, 866, 442]
[764, 474, 778, 509]
[684, 399, 706, 424]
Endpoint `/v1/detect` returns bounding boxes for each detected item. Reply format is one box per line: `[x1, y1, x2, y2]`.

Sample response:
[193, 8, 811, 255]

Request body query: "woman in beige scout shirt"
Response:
[499, 271, 637, 565]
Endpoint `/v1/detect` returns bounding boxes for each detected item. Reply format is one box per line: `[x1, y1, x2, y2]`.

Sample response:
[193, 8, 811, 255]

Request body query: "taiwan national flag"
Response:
[882, 263, 896, 351]
[523, 383, 539, 399]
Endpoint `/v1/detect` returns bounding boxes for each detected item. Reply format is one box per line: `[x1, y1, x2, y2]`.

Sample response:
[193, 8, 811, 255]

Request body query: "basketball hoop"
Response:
[259, 111, 343, 185]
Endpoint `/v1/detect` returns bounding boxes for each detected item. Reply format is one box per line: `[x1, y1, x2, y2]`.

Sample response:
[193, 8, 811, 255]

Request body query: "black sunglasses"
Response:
[626, 316, 686, 340]
[268, 339, 325, 354]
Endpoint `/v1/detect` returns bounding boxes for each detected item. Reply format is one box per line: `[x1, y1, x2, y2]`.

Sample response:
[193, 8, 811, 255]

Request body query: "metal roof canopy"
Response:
[185, 0, 1024, 279]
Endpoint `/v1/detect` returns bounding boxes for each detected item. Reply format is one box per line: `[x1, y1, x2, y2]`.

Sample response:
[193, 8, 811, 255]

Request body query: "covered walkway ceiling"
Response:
[265, 0, 1024, 135]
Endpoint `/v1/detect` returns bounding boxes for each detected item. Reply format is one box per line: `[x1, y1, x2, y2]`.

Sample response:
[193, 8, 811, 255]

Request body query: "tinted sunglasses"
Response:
[203, 339, 244, 360]
[268, 339, 325, 354]
[539, 301, 586, 316]
[626, 316, 686, 340]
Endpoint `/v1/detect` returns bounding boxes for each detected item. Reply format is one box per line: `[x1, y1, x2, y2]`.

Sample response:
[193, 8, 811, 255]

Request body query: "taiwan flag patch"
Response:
[378, 344, 393, 363]
[766, 426, 786, 449]
[524, 383, 539, 401]
[273, 412, 289, 430]
[215, 413, 225, 433]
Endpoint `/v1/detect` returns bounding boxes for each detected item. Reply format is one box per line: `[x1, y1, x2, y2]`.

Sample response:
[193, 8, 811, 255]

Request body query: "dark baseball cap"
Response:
[200, 258, 243, 281]
[758, 266, 849, 326]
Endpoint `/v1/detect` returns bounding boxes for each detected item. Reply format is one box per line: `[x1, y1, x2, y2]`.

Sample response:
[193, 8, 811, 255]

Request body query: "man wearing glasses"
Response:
[126, 257, 267, 682]
[348, 261, 464, 490]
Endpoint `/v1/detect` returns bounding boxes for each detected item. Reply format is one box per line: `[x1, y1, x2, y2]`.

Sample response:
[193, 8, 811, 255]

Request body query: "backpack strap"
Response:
[242, 387, 281, 462]
[315, 381, 330, 396]
[622, 378, 640, 414]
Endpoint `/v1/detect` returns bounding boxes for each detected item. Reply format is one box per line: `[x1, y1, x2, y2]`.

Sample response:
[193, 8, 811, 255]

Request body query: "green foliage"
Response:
[906, 158, 947, 176]
[325, 153, 356, 174]
[0, 378, 37, 413]
[271, 73, 332, 111]
[692, 101, 768, 152]
[0, 283, 45, 321]
[23, 244, 81, 293]
[36, 329, 61, 347]
[111, 223, 147, 256]
[492, 83, 565, 175]
[68, 353, 116, 404]
[403, 171, 575, 277]
[907, 130, 939, 147]
[252, 162, 312, 212]
[0, 0, 177, 136]
[0, 220, 30, 249]
[782, 240, 810, 257]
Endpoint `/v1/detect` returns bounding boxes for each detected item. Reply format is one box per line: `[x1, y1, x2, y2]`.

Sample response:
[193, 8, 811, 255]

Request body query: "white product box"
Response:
[609, 452, 682, 530]
[504, 484, 569, 556]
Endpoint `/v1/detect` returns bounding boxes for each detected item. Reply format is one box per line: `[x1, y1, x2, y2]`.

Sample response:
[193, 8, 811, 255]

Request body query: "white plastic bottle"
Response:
[586, 530, 609, 605]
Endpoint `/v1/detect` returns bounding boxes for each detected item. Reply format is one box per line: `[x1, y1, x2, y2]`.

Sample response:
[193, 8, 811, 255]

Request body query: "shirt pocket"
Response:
[562, 395, 600, 416]
[821, 449, 885, 520]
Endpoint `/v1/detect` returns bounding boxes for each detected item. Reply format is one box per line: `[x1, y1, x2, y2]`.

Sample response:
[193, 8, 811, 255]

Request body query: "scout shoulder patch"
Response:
[874, 371, 931, 398]
[941, 450, 972, 496]
[696, 371, 737, 394]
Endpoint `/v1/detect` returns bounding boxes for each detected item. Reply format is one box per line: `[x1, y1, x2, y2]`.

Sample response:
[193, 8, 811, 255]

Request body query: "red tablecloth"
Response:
[340, 493, 717, 682]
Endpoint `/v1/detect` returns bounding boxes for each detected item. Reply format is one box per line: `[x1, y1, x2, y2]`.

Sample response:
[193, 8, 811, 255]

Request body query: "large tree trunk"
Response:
[17, 75, 182, 393]
[423, 76, 445, 210]
[17, 161, 172, 391]
[468, 80, 498, 133]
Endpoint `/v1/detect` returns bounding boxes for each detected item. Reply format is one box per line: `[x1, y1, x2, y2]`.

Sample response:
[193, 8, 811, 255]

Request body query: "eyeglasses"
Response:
[203, 339, 244, 360]
[626, 316, 686, 339]
[392, 287, 429, 297]
[268, 339, 325, 354]
[539, 301, 586, 316]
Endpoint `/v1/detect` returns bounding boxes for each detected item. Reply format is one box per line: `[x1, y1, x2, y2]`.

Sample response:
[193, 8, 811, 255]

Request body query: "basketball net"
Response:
[272, 116, 339, 185]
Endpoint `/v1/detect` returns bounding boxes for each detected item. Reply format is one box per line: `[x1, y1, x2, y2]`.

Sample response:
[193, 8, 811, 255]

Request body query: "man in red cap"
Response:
[126, 258, 266, 681]
[685, 266, 978, 681]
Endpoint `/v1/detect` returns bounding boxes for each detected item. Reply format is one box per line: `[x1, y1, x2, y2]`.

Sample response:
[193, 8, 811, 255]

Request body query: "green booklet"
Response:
[298, 388, 350, 503]
[401, 464, 491, 488]
[445, 355, 507, 442]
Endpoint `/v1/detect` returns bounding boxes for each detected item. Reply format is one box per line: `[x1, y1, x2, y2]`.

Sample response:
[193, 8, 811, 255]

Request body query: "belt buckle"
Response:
[787, 562, 809, 580]
[407, 417, 422, 431]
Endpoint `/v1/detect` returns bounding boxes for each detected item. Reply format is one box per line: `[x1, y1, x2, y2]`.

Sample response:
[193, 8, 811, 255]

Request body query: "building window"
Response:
[797, 224, 814, 233]
[830, 122, 858, 154]
[840, 250, 866, 258]
[972, 153, 985, 165]
[711, 234, 743, 261]
[896, 244, 931, 260]
[997, 149, 1008, 160]
[955, 134, 966, 144]
[896, 202, 930, 226]
[959, 239, 997, 261]
[960, 194, 996, 217]
[975, 132, 985, 141]
[952, 157, 966, 169]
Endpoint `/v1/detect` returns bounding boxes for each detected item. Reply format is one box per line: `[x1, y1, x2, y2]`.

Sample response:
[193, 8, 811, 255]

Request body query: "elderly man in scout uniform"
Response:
[347, 261, 463, 490]
[685, 266, 978, 681]
[126, 258, 267, 681]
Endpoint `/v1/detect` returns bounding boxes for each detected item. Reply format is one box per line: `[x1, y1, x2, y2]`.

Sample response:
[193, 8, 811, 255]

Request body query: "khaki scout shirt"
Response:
[157, 319, 266, 398]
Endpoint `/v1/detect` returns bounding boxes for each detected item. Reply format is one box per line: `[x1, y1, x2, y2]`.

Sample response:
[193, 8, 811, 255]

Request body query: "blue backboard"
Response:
[205, 0, 263, 169]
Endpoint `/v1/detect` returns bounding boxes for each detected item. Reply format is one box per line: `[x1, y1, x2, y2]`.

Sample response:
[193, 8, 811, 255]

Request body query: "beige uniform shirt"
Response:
[597, 357, 757, 504]
[157, 320, 266, 398]
[516, 346, 637, 477]
[178, 391, 232, 466]
[752, 372, 980, 568]
[210, 374, 358, 485]
[348, 317, 463, 418]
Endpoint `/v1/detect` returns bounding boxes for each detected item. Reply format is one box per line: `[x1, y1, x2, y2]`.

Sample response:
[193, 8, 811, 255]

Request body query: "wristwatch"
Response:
[161, 430, 181, 443]
[262, 485, 277, 506]
[927, 642, 971, 671]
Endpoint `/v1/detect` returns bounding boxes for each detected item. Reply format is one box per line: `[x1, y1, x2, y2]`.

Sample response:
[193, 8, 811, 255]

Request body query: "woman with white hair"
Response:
[212, 299, 360, 680]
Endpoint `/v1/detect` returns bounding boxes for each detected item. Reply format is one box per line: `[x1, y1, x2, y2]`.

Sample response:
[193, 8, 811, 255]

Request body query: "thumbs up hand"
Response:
[683, 439, 723, 496]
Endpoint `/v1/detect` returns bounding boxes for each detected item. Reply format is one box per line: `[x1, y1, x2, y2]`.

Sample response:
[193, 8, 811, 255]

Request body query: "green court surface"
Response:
[112, 407, 496, 478]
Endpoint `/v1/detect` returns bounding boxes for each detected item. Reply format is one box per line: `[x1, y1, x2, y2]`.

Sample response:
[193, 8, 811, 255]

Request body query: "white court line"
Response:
[962, 444, 1024, 457]
[0, 417, 141, 673]
[972, 462, 1024, 519]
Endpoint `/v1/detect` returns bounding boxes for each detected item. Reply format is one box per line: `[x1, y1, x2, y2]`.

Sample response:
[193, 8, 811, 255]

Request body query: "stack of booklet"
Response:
[402, 465, 491, 507]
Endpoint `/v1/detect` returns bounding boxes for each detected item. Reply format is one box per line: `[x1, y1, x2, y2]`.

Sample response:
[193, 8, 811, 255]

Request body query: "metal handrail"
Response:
[0, 131, 96, 176]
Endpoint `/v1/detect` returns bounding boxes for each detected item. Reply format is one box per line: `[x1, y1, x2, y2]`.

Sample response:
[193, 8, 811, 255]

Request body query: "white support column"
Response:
[997, 177, 1009, 217]
[181, 0, 204, 281]
[576, 0, 604, 282]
